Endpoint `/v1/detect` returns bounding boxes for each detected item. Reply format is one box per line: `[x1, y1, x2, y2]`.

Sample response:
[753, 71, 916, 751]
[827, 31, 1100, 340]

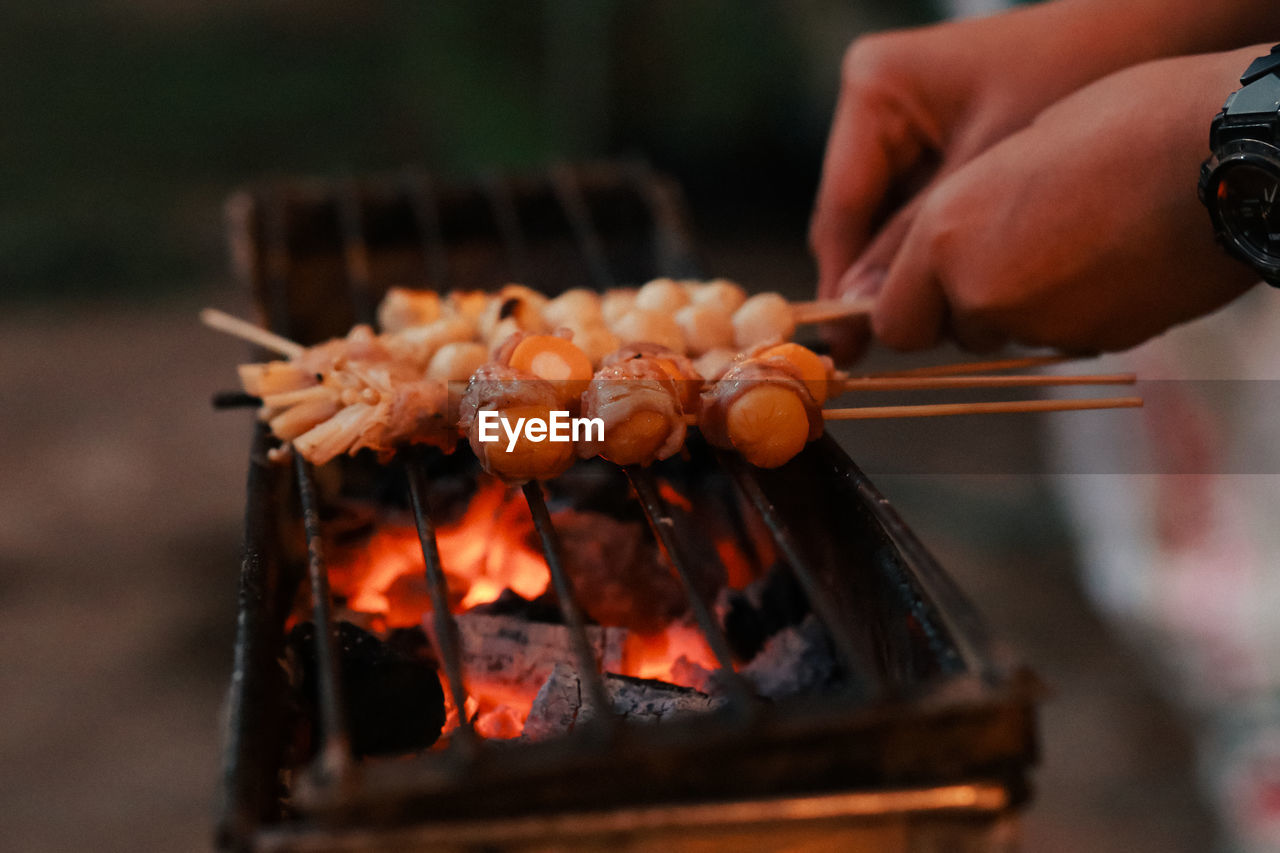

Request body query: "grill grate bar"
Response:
[546, 165, 751, 710]
[337, 177, 476, 751]
[292, 454, 353, 780]
[550, 164, 618, 291]
[719, 452, 882, 695]
[521, 480, 617, 735]
[336, 181, 378, 325]
[403, 171, 451, 289]
[404, 451, 478, 750]
[482, 173, 532, 286]
[625, 467, 754, 711]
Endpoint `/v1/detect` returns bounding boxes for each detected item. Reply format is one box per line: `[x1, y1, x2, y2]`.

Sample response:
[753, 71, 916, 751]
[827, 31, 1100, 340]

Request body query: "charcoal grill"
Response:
[216, 162, 1039, 852]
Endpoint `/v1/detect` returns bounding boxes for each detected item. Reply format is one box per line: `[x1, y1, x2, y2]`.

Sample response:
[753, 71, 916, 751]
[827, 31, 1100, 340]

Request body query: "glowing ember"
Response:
[656, 478, 694, 512]
[331, 478, 551, 625]
[319, 471, 776, 740]
[625, 622, 719, 685]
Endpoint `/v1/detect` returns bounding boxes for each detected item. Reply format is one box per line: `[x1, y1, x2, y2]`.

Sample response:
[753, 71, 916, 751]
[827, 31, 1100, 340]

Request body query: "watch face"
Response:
[1217, 162, 1280, 264]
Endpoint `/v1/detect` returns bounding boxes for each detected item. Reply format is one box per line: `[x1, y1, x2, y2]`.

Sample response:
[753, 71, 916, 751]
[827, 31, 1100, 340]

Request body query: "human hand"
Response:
[809, 1, 1280, 360]
[865, 47, 1263, 354]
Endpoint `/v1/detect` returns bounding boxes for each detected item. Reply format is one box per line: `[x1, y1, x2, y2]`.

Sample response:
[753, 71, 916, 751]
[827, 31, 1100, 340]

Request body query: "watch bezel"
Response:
[1200, 138, 1280, 283]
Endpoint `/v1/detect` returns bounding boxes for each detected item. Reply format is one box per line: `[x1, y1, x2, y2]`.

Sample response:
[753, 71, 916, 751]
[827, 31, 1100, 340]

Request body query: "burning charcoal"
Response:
[523, 663, 726, 741]
[718, 589, 767, 661]
[289, 621, 446, 757]
[752, 563, 809, 635]
[669, 655, 718, 694]
[717, 563, 810, 660]
[435, 613, 626, 707]
[546, 509, 689, 633]
[469, 588, 563, 623]
[739, 615, 839, 699]
[544, 457, 658, 522]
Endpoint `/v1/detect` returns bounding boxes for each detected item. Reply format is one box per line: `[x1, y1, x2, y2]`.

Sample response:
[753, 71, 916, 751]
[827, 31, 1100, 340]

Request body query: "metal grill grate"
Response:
[217, 162, 1037, 851]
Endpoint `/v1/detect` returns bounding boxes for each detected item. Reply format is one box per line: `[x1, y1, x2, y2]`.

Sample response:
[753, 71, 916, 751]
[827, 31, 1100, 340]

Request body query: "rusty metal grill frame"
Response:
[216, 162, 1037, 851]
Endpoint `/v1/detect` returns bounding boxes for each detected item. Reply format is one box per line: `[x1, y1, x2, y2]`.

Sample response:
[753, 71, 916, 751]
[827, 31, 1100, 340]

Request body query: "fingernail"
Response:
[839, 266, 886, 303]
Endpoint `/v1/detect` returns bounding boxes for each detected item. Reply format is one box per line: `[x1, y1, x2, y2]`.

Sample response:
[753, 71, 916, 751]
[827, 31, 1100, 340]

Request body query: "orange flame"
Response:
[332, 478, 550, 626]
[321, 473, 780, 740]
[624, 622, 719, 685]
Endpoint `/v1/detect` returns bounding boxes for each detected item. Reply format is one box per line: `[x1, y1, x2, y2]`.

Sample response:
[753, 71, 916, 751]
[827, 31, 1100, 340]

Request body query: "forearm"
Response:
[958, 0, 1280, 124]
[1074, 0, 1280, 57]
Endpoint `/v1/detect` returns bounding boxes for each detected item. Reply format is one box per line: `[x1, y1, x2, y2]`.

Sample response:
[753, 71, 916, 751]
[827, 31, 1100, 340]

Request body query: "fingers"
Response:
[834, 196, 922, 304]
[870, 206, 948, 352]
[810, 87, 895, 300]
[818, 315, 872, 367]
[811, 37, 932, 300]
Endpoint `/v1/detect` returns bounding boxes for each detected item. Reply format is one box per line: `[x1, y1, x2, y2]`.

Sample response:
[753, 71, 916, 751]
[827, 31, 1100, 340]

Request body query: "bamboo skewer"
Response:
[791, 297, 874, 324]
[858, 354, 1074, 379]
[200, 308, 304, 359]
[819, 396, 1142, 421]
[838, 372, 1134, 394]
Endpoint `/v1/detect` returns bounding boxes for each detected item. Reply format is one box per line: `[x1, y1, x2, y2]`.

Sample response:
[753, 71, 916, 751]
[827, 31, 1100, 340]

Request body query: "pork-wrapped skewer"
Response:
[458, 364, 576, 482]
[492, 331, 595, 408]
[602, 343, 704, 413]
[577, 358, 687, 467]
[698, 354, 825, 469]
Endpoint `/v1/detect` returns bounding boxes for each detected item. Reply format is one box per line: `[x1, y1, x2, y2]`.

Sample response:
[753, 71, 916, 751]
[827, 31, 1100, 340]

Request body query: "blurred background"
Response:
[0, 1, 1226, 851]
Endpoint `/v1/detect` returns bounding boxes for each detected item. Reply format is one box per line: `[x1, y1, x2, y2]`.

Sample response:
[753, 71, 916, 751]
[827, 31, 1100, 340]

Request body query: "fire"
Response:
[332, 478, 551, 626]
[656, 478, 693, 512]
[321, 473, 775, 740]
[625, 622, 720, 684]
[436, 481, 549, 609]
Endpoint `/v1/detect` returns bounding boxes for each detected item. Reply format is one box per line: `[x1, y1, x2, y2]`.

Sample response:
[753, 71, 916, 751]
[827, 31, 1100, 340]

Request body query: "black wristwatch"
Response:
[1199, 45, 1280, 286]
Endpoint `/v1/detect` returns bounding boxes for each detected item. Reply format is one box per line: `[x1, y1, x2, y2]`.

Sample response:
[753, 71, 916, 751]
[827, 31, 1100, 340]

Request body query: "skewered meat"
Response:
[426, 341, 489, 384]
[504, 334, 594, 406]
[564, 323, 621, 368]
[543, 288, 604, 329]
[377, 287, 442, 332]
[382, 316, 476, 369]
[609, 308, 686, 354]
[699, 358, 823, 469]
[445, 289, 490, 324]
[752, 342, 839, 404]
[229, 281, 831, 471]
[478, 284, 550, 343]
[692, 348, 739, 383]
[689, 278, 747, 314]
[674, 302, 734, 356]
[633, 277, 692, 314]
[603, 343, 703, 412]
[458, 364, 576, 482]
[600, 288, 637, 326]
[732, 292, 795, 349]
[293, 362, 454, 465]
[578, 358, 686, 466]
